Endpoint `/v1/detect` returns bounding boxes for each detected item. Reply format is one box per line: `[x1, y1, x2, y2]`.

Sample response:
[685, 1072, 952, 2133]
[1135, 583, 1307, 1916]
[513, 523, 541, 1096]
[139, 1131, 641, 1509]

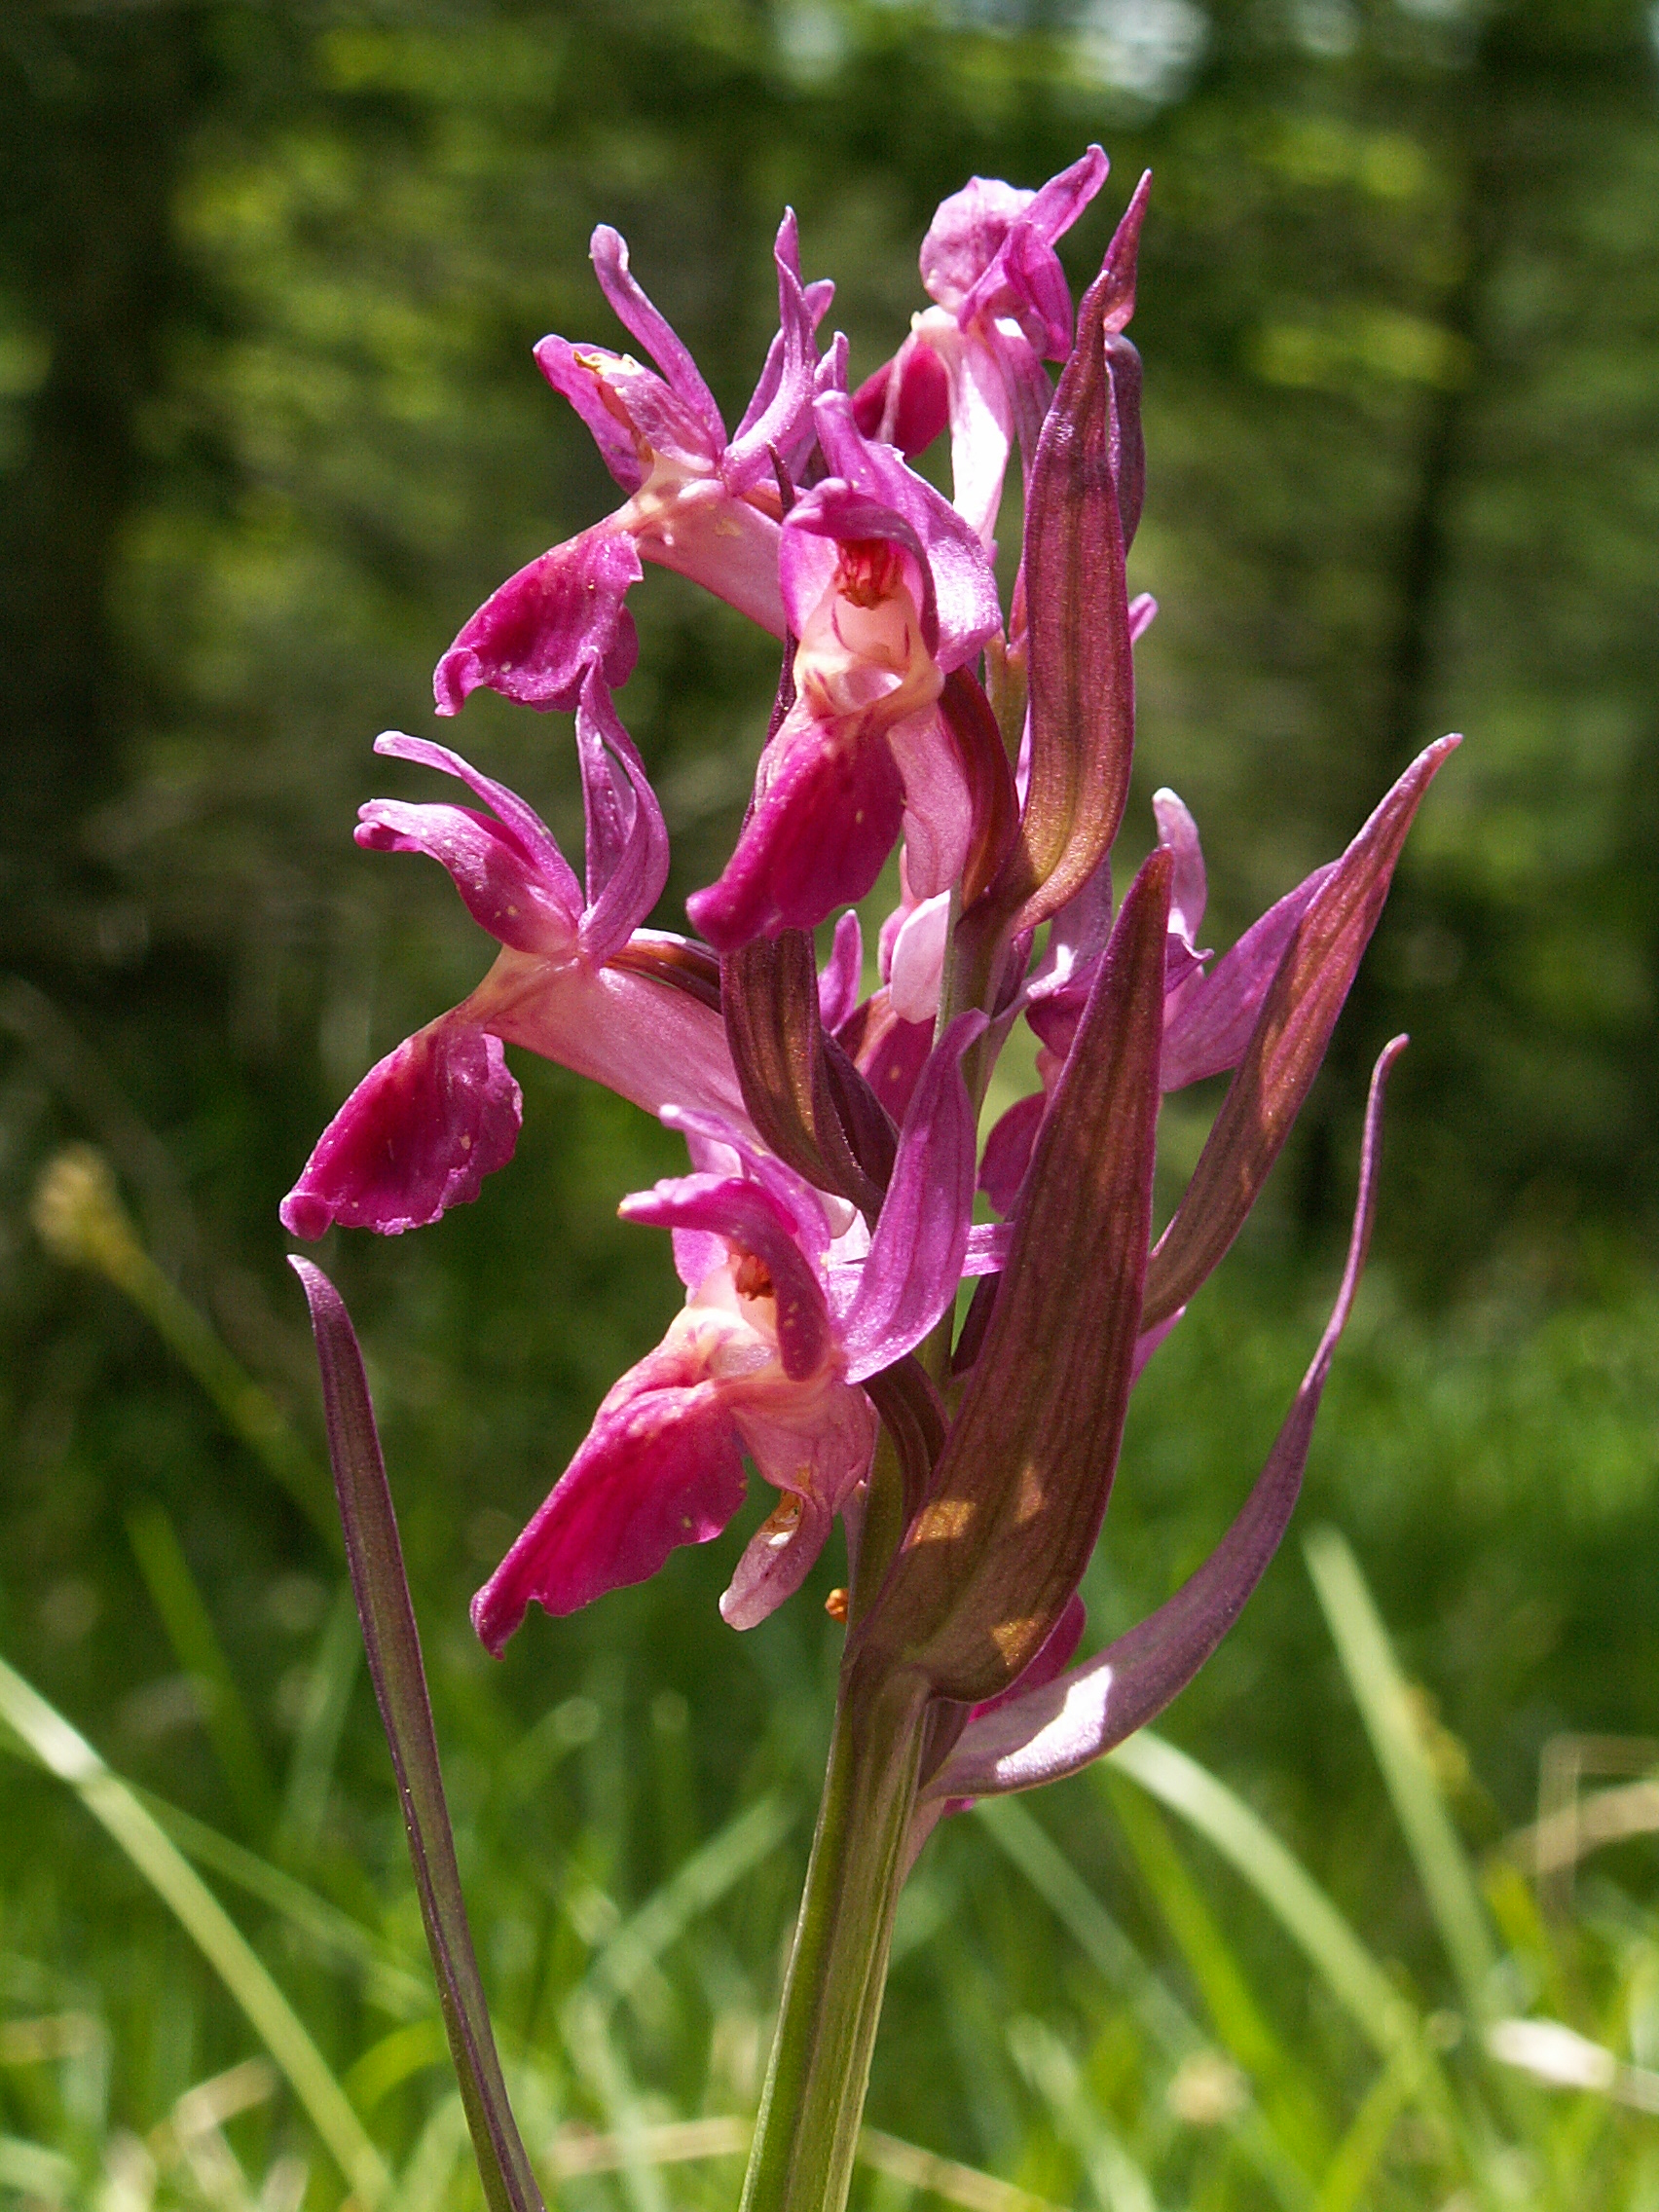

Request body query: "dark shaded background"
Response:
[3, 0, 1657, 2193]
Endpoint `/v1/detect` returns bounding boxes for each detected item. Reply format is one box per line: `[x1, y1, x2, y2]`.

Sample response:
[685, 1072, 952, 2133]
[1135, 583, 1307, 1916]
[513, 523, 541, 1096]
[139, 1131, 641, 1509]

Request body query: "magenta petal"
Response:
[535, 334, 648, 494]
[818, 910, 864, 1034]
[852, 340, 951, 458]
[471, 1345, 747, 1650]
[838, 1011, 987, 1382]
[355, 798, 581, 960]
[573, 670, 670, 963]
[620, 1173, 831, 1382]
[977, 1089, 1045, 1216]
[686, 716, 906, 950]
[281, 1019, 522, 1239]
[372, 732, 582, 912]
[724, 210, 820, 493]
[434, 524, 642, 716]
[356, 733, 582, 956]
[588, 225, 724, 439]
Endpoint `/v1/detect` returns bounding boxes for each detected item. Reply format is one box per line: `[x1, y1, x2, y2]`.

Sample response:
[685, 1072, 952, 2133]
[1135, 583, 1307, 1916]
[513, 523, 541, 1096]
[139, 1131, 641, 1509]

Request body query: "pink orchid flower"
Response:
[281, 672, 744, 1238]
[434, 215, 830, 718]
[853, 147, 1110, 546]
[471, 1014, 985, 1647]
[685, 393, 1000, 949]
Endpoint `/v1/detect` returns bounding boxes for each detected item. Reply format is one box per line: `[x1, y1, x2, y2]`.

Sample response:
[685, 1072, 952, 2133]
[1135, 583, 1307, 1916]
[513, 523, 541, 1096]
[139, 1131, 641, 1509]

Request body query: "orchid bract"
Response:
[286, 150, 1456, 2212]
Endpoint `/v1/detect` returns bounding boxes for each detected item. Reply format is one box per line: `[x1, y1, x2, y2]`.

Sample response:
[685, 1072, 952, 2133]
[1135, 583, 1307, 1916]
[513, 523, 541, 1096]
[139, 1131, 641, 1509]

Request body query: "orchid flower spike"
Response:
[435, 213, 830, 718]
[281, 673, 744, 1238]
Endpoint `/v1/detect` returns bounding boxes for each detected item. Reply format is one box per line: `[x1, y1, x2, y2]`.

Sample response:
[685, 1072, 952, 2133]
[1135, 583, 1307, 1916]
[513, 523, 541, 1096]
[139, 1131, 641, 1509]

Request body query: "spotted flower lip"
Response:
[280, 673, 745, 1240]
[469, 1013, 985, 1649]
[433, 213, 829, 717]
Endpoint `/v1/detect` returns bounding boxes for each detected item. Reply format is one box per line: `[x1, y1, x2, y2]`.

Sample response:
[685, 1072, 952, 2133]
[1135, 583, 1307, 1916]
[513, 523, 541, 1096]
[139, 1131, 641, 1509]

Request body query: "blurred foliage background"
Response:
[3, 1, 1659, 2205]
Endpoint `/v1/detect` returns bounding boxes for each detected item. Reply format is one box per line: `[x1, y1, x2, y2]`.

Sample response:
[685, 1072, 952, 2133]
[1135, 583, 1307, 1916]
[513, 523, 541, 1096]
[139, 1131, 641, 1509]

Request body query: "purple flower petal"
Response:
[471, 1340, 748, 1651]
[620, 1172, 831, 1382]
[724, 211, 822, 494]
[924, 1038, 1406, 1804]
[573, 671, 670, 964]
[817, 910, 864, 1033]
[686, 712, 906, 949]
[837, 1011, 987, 1381]
[357, 732, 583, 956]
[281, 1018, 522, 1239]
[658, 1104, 835, 1264]
[535, 335, 650, 495]
[433, 523, 641, 716]
[1161, 862, 1335, 1093]
[920, 148, 1108, 325]
[589, 225, 724, 442]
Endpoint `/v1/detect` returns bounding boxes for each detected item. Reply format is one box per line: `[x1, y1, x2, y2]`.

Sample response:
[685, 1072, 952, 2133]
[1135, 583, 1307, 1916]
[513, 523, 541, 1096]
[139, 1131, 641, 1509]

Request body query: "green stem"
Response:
[740, 1664, 931, 2212]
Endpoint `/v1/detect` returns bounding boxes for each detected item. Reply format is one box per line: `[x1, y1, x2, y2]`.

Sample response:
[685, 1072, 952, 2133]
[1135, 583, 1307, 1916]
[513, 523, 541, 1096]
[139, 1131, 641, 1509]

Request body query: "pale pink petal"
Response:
[720, 1377, 877, 1627]
[479, 949, 749, 1128]
[886, 888, 952, 1024]
[1152, 788, 1207, 947]
[889, 707, 974, 901]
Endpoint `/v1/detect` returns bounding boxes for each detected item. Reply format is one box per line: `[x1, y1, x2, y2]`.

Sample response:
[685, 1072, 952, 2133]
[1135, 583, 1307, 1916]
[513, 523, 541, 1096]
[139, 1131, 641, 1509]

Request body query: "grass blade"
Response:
[974, 1795, 1309, 2212]
[584, 1792, 795, 2013]
[291, 1258, 544, 2212]
[126, 1497, 276, 1839]
[0, 1651, 387, 2206]
[1103, 1731, 1416, 2060]
[1302, 1527, 1498, 2020]
[276, 1583, 361, 1862]
[1100, 1765, 1332, 2175]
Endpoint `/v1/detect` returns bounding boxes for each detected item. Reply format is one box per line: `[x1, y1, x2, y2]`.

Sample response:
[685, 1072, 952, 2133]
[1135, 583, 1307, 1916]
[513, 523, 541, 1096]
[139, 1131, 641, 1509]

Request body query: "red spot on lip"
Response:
[836, 537, 903, 608]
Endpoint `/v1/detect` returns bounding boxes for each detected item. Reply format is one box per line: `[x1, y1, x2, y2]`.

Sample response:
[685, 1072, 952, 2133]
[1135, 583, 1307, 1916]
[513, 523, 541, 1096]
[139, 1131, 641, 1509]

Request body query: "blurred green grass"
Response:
[7, 1140, 1659, 2207]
